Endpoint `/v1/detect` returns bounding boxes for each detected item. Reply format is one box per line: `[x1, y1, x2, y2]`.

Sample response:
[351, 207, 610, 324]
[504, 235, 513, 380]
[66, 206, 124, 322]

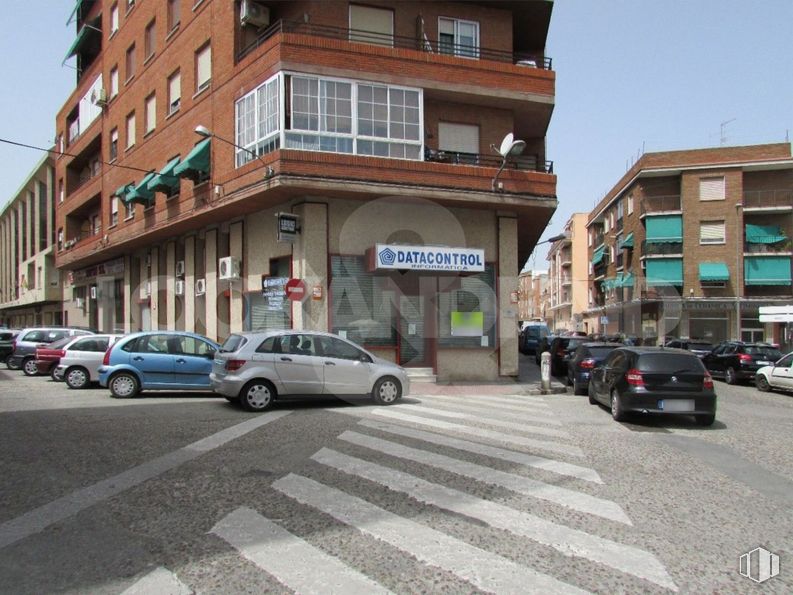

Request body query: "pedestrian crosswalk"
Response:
[121, 393, 678, 593]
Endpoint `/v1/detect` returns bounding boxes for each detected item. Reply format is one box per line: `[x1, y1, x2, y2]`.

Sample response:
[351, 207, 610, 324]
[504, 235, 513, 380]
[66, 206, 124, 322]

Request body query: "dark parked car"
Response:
[519, 323, 550, 355]
[588, 347, 716, 426]
[549, 336, 587, 377]
[702, 342, 783, 384]
[663, 339, 714, 359]
[0, 330, 19, 363]
[567, 342, 622, 395]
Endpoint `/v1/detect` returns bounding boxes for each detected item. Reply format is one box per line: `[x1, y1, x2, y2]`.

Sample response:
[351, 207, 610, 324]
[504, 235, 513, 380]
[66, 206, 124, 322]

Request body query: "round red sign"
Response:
[285, 278, 307, 301]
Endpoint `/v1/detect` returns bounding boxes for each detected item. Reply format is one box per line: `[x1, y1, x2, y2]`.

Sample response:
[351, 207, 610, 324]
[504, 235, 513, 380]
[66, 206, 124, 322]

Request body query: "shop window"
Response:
[438, 265, 496, 348]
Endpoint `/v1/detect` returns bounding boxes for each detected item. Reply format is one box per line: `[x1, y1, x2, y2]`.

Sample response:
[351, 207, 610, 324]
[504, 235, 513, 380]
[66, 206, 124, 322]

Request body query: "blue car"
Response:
[98, 331, 220, 398]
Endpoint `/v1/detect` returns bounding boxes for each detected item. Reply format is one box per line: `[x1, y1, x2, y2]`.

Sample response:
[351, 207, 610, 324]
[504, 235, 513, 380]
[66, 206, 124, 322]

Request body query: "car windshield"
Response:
[525, 327, 542, 338]
[219, 334, 247, 353]
[745, 346, 782, 359]
[637, 353, 704, 373]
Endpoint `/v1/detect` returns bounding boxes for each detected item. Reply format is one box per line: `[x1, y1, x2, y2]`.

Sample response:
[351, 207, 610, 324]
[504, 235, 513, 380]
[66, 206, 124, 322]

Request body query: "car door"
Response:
[130, 334, 175, 386]
[318, 336, 373, 395]
[66, 336, 110, 377]
[274, 333, 324, 395]
[590, 351, 618, 400]
[169, 335, 217, 388]
[703, 344, 726, 376]
[769, 353, 793, 389]
[603, 351, 628, 394]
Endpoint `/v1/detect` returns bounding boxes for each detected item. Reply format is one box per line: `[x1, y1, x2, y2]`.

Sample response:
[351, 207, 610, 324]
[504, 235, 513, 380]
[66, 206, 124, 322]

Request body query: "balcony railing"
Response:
[743, 189, 793, 210]
[424, 148, 553, 174]
[744, 241, 792, 254]
[641, 240, 683, 256]
[640, 195, 681, 215]
[239, 19, 553, 69]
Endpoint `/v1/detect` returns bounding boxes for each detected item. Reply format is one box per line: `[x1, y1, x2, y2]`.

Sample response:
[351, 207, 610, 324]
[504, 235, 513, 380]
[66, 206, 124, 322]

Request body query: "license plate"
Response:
[658, 399, 694, 412]
[756, 361, 770, 366]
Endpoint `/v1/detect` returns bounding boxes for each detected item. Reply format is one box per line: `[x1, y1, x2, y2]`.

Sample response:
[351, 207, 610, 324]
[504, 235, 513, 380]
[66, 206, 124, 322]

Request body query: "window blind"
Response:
[700, 221, 725, 243]
[700, 177, 725, 201]
[196, 45, 211, 89]
[438, 122, 479, 154]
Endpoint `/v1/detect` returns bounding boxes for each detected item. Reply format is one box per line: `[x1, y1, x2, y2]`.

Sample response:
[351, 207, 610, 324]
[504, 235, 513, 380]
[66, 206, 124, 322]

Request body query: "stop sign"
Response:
[285, 278, 307, 301]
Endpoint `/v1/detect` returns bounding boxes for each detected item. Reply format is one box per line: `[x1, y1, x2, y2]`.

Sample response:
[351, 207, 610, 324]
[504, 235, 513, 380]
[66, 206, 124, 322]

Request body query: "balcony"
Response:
[742, 189, 793, 211]
[641, 241, 683, 257]
[424, 148, 553, 174]
[640, 195, 681, 217]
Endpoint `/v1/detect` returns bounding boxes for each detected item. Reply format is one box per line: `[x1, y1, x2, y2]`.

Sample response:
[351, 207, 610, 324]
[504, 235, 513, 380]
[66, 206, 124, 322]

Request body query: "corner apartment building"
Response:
[546, 212, 587, 331]
[584, 143, 792, 346]
[518, 269, 549, 325]
[55, 0, 557, 380]
[0, 156, 62, 328]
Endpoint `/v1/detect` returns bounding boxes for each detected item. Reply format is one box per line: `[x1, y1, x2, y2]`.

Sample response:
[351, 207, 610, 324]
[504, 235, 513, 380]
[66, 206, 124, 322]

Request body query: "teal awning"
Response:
[645, 215, 682, 243]
[745, 224, 787, 244]
[699, 262, 730, 282]
[620, 232, 634, 249]
[174, 139, 211, 181]
[646, 258, 683, 286]
[147, 156, 181, 192]
[112, 184, 133, 198]
[123, 173, 156, 205]
[591, 246, 606, 265]
[620, 272, 634, 288]
[64, 25, 91, 60]
[67, 0, 84, 25]
[601, 277, 617, 291]
[744, 256, 792, 286]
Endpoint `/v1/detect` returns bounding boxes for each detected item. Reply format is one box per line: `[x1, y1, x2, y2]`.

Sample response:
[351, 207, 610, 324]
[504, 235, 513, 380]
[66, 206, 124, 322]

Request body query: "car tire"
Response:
[587, 381, 597, 404]
[696, 413, 716, 426]
[372, 376, 402, 405]
[50, 367, 61, 381]
[725, 367, 737, 385]
[22, 358, 38, 376]
[573, 378, 585, 396]
[109, 372, 140, 398]
[755, 374, 771, 392]
[610, 390, 627, 422]
[240, 379, 276, 412]
[65, 367, 90, 390]
[6, 359, 20, 371]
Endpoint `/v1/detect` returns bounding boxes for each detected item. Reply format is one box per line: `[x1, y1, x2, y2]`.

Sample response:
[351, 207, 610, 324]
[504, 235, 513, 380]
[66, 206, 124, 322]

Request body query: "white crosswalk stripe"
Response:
[121, 567, 191, 595]
[212, 507, 393, 594]
[273, 473, 591, 595]
[407, 398, 563, 426]
[417, 393, 551, 412]
[311, 448, 677, 591]
[337, 430, 631, 524]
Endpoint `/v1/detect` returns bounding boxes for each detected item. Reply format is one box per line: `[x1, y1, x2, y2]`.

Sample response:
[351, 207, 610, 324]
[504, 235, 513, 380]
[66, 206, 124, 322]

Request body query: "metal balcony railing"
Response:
[641, 240, 683, 256]
[743, 189, 793, 209]
[640, 195, 681, 215]
[424, 148, 553, 174]
[238, 19, 553, 69]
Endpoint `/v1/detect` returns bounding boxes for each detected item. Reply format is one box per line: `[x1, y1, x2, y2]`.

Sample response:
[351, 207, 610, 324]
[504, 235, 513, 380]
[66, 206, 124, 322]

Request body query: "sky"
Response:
[0, 1, 791, 262]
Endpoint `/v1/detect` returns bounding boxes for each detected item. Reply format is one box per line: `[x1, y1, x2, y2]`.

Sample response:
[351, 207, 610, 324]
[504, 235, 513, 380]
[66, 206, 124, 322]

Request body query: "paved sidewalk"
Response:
[411, 354, 567, 396]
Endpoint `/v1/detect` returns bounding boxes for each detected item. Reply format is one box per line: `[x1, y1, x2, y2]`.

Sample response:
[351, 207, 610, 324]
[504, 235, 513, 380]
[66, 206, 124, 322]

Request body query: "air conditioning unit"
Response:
[240, 0, 270, 28]
[175, 260, 185, 277]
[195, 278, 206, 296]
[91, 87, 108, 106]
[174, 280, 185, 296]
[90, 285, 97, 299]
[218, 256, 241, 281]
[75, 297, 85, 309]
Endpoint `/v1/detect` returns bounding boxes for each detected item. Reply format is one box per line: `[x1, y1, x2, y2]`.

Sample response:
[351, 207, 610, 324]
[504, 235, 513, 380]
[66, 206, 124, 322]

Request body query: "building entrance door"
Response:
[399, 294, 427, 367]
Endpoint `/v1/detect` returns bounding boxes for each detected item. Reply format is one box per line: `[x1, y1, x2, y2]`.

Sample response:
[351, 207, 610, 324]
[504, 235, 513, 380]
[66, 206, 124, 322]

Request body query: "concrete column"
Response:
[149, 248, 159, 330]
[124, 254, 133, 332]
[26, 193, 33, 261]
[230, 222, 244, 333]
[96, 277, 114, 332]
[291, 203, 328, 331]
[184, 236, 195, 332]
[16, 206, 23, 288]
[166, 241, 176, 329]
[498, 216, 519, 377]
[46, 165, 55, 252]
[205, 229, 218, 341]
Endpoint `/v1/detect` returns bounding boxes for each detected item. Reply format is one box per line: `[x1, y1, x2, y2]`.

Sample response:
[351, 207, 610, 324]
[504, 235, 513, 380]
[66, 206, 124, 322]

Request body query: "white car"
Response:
[53, 334, 124, 389]
[755, 352, 793, 393]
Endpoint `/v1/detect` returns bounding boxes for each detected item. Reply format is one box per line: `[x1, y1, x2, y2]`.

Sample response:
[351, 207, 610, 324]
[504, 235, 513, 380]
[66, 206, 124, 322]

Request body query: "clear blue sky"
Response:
[1, 0, 791, 261]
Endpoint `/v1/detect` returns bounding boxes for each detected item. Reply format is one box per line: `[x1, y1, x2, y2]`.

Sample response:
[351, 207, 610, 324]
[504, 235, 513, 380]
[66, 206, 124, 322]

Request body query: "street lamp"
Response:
[194, 125, 274, 179]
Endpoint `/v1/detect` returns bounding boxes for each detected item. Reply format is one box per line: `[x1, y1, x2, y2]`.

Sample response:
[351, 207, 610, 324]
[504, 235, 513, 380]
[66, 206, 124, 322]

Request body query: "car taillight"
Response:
[226, 359, 246, 372]
[625, 368, 644, 386]
[55, 350, 65, 358]
[703, 372, 714, 390]
[102, 347, 112, 366]
[738, 354, 752, 363]
[580, 358, 595, 369]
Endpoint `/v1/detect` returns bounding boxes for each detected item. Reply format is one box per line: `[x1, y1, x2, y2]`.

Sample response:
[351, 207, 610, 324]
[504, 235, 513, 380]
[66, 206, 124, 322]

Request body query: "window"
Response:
[125, 201, 135, 220]
[700, 176, 725, 201]
[126, 0, 135, 12]
[438, 265, 496, 348]
[57, 228, 63, 251]
[700, 221, 726, 244]
[145, 93, 156, 134]
[617, 200, 624, 220]
[125, 44, 135, 82]
[588, 229, 593, 247]
[438, 17, 479, 58]
[349, 4, 393, 47]
[109, 128, 118, 161]
[438, 122, 479, 155]
[110, 196, 119, 227]
[144, 20, 156, 60]
[172, 336, 214, 356]
[603, 215, 610, 233]
[58, 179, 64, 203]
[195, 43, 211, 92]
[110, 66, 119, 98]
[235, 74, 280, 166]
[125, 112, 136, 148]
[320, 336, 367, 361]
[357, 84, 421, 158]
[167, 0, 180, 31]
[110, 4, 119, 34]
[91, 214, 100, 236]
[627, 195, 634, 215]
[167, 70, 181, 114]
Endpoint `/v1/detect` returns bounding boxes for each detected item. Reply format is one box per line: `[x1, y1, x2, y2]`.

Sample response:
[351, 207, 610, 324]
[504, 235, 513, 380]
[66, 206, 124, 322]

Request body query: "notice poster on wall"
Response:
[262, 276, 289, 312]
[450, 311, 484, 337]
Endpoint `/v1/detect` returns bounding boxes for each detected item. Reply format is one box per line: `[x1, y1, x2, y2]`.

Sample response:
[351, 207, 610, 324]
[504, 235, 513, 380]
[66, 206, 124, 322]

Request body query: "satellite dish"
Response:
[497, 132, 526, 157]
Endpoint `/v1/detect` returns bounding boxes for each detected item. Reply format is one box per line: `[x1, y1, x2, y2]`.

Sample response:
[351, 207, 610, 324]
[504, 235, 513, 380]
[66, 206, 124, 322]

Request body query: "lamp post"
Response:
[194, 125, 274, 178]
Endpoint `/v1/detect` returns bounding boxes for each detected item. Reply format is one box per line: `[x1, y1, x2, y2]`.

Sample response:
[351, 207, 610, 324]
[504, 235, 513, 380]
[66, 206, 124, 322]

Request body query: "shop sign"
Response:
[262, 276, 288, 311]
[374, 244, 484, 272]
[276, 213, 300, 243]
[72, 257, 125, 283]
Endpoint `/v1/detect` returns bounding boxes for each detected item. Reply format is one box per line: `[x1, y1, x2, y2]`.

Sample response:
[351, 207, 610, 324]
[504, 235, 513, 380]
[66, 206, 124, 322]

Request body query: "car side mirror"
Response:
[360, 354, 373, 363]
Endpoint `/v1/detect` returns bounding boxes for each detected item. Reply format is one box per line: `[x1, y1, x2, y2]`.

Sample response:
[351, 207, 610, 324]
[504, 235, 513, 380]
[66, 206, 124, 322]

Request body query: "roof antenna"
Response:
[720, 118, 736, 146]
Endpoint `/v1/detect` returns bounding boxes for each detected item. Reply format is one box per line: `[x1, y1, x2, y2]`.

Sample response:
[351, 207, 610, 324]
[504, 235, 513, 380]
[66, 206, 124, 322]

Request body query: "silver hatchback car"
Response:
[210, 330, 410, 411]
[53, 334, 124, 389]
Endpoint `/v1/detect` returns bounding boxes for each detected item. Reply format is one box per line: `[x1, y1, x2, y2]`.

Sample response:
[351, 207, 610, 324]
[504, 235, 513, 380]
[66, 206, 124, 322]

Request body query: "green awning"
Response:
[112, 184, 133, 198]
[601, 277, 616, 290]
[591, 246, 606, 265]
[620, 232, 634, 249]
[645, 215, 683, 243]
[64, 25, 91, 60]
[745, 224, 787, 244]
[620, 272, 634, 288]
[744, 256, 792, 286]
[67, 0, 84, 24]
[147, 156, 182, 192]
[699, 262, 730, 282]
[123, 173, 156, 205]
[174, 138, 211, 181]
[645, 258, 683, 286]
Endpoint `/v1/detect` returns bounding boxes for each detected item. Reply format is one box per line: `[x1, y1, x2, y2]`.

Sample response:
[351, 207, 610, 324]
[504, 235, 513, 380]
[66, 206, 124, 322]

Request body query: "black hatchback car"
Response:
[567, 342, 622, 395]
[702, 342, 783, 384]
[0, 330, 19, 363]
[663, 339, 714, 359]
[588, 347, 716, 426]
[549, 336, 588, 377]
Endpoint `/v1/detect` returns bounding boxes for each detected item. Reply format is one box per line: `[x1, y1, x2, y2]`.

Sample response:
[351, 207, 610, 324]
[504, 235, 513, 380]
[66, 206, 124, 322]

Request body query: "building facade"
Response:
[55, 0, 557, 380]
[546, 212, 587, 332]
[0, 156, 62, 328]
[584, 144, 792, 346]
[518, 269, 549, 325]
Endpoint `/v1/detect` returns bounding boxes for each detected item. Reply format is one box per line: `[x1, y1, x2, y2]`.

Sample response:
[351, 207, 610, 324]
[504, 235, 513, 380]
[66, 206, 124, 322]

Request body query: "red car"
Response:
[30, 337, 74, 378]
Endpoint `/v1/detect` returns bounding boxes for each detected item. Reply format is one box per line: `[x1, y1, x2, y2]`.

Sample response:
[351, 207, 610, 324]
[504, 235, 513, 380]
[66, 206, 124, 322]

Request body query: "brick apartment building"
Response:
[546, 212, 587, 332]
[584, 143, 792, 347]
[54, 0, 557, 380]
[518, 269, 549, 325]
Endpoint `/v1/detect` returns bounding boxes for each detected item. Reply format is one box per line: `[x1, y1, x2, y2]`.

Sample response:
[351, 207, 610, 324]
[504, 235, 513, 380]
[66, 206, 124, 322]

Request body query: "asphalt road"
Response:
[0, 361, 790, 594]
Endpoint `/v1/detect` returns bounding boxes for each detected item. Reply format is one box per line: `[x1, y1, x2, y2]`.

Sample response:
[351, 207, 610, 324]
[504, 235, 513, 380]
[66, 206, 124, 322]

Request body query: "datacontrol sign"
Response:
[374, 244, 485, 272]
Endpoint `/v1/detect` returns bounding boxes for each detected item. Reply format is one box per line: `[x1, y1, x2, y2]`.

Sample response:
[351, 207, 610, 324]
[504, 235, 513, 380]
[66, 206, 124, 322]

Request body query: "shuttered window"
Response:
[700, 176, 725, 201]
[145, 94, 156, 133]
[349, 5, 393, 47]
[438, 122, 479, 154]
[195, 43, 211, 91]
[700, 220, 725, 244]
[168, 70, 181, 114]
[110, 66, 118, 97]
[125, 112, 135, 148]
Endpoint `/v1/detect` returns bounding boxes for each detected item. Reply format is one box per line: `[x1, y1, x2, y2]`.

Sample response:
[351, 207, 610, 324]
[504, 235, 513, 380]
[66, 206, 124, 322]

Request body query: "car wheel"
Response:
[610, 390, 626, 422]
[696, 413, 716, 426]
[725, 367, 737, 385]
[573, 378, 585, 396]
[587, 381, 597, 404]
[755, 374, 771, 392]
[109, 372, 140, 398]
[65, 367, 90, 390]
[6, 359, 20, 371]
[372, 376, 402, 405]
[50, 367, 61, 381]
[240, 380, 275, 412]
[22, 358, 38, 376]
